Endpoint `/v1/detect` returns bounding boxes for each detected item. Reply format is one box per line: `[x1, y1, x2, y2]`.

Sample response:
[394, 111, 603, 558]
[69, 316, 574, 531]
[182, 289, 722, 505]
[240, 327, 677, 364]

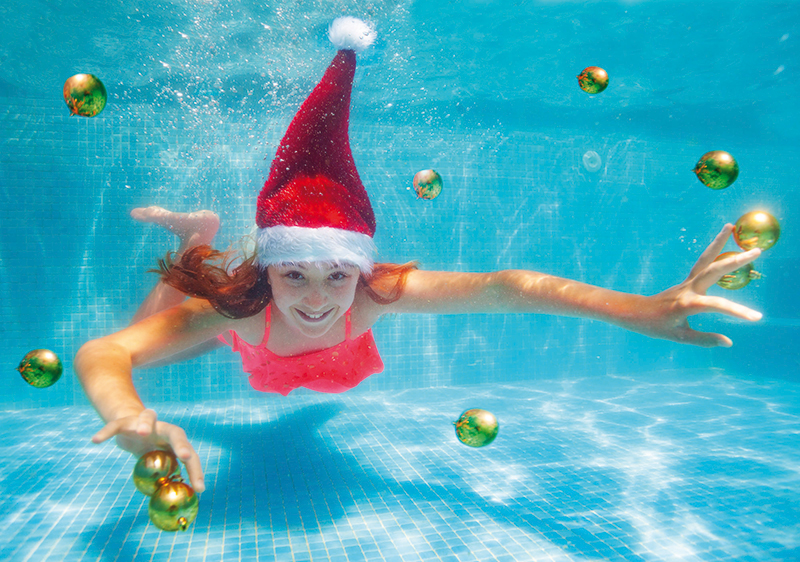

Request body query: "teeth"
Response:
[300, 310, 327, 320]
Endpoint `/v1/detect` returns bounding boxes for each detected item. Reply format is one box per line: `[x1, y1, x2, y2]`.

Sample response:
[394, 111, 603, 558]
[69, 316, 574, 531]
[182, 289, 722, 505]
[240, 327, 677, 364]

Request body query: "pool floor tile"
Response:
[1, 375, 798, 561]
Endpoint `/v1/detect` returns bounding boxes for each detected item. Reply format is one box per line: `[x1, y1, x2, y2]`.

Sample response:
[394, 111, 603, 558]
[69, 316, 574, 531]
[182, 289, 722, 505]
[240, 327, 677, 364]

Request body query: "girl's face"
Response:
[267, 262, 360, 338]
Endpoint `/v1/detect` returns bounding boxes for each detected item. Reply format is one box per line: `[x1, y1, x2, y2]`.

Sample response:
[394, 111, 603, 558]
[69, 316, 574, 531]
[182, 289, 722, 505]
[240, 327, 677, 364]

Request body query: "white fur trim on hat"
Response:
[257, 225, 376, 273]
[328, 17, 376, 53]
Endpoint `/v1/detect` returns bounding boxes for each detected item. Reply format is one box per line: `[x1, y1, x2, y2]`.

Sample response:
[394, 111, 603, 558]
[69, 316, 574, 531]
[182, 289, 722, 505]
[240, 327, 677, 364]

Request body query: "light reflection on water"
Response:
[0, 370, 798, 561]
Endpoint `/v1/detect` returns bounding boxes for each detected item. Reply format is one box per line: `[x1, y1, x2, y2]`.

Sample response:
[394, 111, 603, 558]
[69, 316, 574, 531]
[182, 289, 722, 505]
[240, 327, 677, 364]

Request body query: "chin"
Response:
[295, 324, 333, 338]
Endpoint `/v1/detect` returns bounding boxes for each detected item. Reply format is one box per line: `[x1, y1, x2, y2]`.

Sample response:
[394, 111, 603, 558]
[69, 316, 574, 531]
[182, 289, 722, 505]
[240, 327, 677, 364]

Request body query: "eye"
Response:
[285, 271, 305, 281]
[328, 271, 349, 281]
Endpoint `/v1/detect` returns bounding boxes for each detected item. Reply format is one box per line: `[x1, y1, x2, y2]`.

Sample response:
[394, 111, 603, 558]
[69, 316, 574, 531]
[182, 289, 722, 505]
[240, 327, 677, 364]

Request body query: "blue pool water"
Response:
[2, 376, 800, 561]
[1, 1, 799, 560]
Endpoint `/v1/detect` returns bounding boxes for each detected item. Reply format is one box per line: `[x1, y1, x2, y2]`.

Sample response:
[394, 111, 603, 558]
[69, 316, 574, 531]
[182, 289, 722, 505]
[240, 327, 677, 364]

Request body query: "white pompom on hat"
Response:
[327, 16, 376, 52]
[255, 17, 377, 273]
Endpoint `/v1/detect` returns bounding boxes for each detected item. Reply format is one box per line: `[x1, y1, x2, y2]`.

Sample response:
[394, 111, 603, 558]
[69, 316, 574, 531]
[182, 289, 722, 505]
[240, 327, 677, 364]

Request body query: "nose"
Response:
[302, 284, 328, 309]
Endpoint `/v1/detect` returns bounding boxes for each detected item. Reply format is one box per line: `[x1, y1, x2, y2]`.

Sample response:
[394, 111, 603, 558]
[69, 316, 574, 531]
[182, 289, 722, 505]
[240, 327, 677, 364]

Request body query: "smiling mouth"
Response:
[295, 308, 334, 323]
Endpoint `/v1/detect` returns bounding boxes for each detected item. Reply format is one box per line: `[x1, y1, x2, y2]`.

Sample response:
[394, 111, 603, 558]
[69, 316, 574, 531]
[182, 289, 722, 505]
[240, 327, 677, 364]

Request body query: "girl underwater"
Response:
[75, 17, 763, 494]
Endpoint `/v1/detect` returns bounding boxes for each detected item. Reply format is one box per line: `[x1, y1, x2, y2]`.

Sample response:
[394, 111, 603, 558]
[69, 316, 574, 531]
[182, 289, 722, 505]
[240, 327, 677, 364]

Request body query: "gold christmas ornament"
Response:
[17, 349, 63, 388]
[148, 479, 199, 532]
[413, 169, 443, 200]
[577, 66, 609, 94]
[714, 252, 761, 290]
[734, 211, 780, 251]
[63, 73, 107, 117]
[133, 450, 181, 496]
[693, 151, 739, 190]
[454, 408, 499, 448]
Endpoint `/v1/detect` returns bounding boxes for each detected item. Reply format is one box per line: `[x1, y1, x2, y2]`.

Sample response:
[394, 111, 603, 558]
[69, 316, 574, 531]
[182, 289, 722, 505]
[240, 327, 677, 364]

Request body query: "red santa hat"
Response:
[256, 17, 378, 273]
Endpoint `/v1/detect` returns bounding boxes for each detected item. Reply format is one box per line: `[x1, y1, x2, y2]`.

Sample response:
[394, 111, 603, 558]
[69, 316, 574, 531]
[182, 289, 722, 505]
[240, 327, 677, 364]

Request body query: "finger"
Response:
[158, 423, 205, 493]
[182, 450, 206, 493]
[691, 294, 763, 322]
[136, 409, 158, 436]
[694, 248, 761, 293]
[687, 224, 734, 279]
[676, 326, 733, 348]
[92, 418, 126, 444]
[161, 424, 192, 459]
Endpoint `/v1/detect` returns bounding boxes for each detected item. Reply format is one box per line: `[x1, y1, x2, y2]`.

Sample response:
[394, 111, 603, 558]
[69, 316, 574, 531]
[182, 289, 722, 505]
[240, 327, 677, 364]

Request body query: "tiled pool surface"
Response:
[1, 372, 798, 561]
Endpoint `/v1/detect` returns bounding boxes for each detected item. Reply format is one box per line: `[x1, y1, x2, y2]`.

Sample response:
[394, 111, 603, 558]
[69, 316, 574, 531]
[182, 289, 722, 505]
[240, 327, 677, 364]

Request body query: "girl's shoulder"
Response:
[217, 305, 269, 347]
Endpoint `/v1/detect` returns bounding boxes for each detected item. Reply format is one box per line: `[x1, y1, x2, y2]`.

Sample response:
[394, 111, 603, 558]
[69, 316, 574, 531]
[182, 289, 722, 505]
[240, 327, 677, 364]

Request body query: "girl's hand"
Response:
[640, 224, 762, 347]
[91, 409, 205, 493]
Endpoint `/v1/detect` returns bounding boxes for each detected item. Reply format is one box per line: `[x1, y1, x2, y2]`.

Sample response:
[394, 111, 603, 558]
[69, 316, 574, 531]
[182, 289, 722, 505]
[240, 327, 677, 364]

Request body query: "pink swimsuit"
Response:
[217, 305, 384, 396]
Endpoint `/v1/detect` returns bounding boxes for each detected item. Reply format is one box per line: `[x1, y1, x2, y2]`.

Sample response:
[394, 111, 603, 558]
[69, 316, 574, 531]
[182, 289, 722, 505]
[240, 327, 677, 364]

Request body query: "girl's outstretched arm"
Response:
[74, 297, 232, 492]
[384, 225, 762, 348]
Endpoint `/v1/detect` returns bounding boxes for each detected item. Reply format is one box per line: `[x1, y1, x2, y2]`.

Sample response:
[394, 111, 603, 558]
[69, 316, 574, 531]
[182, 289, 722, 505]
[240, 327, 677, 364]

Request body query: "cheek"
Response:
[270, 282, 300, 305]
[335, 281, 359, 303]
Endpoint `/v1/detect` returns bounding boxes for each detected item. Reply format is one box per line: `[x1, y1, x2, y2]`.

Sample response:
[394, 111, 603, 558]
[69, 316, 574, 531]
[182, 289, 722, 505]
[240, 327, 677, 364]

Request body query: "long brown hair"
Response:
[155, 245, 416, 319]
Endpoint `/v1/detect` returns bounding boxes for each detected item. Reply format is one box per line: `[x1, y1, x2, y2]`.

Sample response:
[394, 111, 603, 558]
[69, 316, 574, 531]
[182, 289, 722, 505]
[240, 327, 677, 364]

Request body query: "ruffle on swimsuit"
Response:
[218, 305, 384, 396]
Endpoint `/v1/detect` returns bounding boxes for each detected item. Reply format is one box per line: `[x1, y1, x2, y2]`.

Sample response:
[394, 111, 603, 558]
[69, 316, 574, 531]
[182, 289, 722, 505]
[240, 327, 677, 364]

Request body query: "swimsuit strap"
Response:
[260, 303, 271, 347]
